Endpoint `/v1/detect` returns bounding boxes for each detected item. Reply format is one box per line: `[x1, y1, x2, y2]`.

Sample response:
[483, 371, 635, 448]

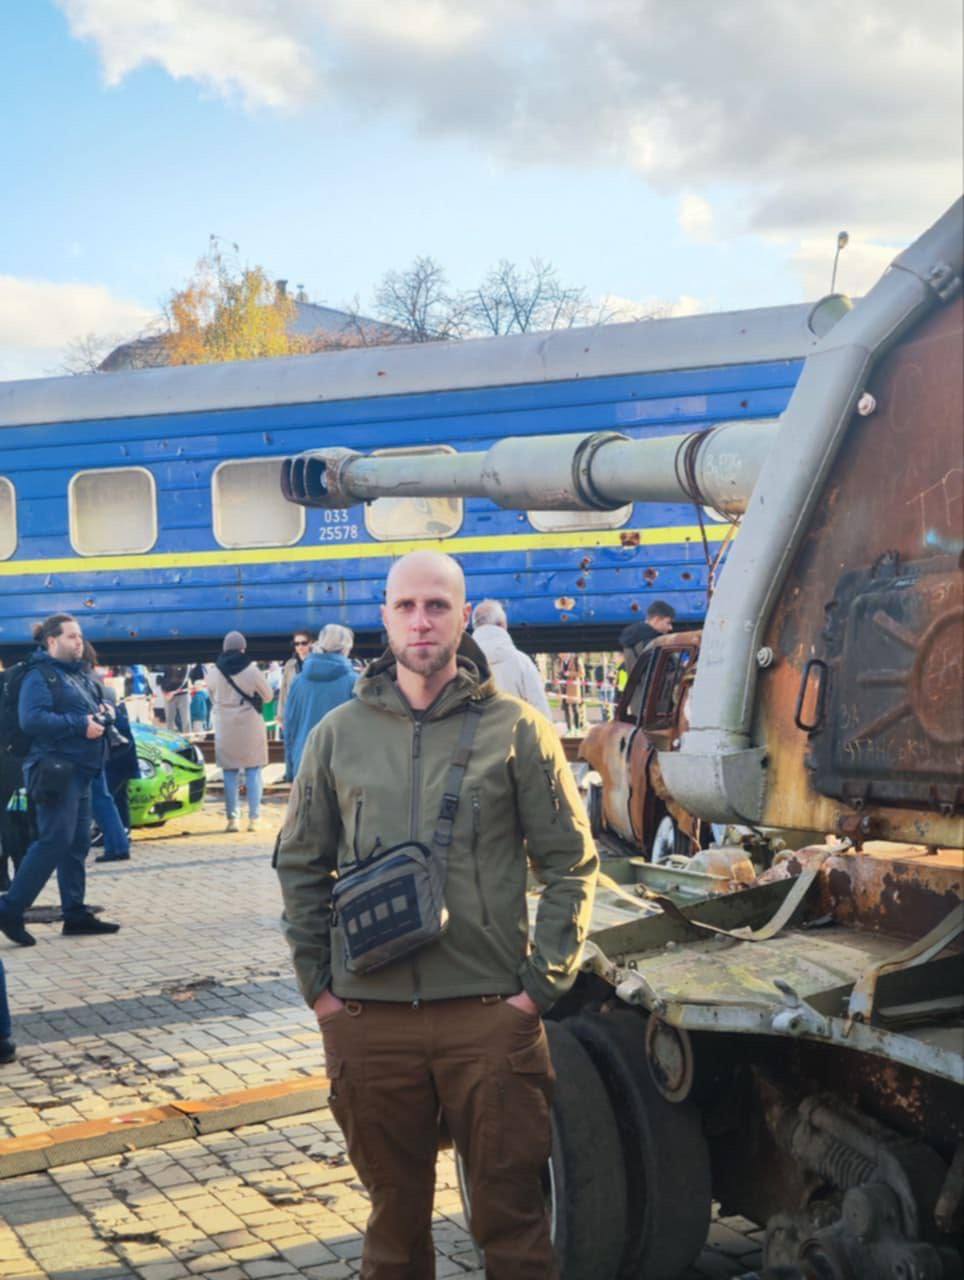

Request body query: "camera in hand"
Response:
[92, 708, 129, 752]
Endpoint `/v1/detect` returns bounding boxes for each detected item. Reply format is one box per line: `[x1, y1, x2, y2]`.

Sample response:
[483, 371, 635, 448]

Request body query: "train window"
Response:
[212, 458, 306, 549]
[527, 505, 632, 533]
[0, 478, 15, 560]
[364, 446, 463, 542]
[69, 468, 157, 556]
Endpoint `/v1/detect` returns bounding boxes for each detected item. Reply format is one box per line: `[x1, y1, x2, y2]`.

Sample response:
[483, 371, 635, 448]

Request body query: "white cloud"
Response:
[600, 293, 707, 322]
[58, 0, 961, 248]
[58, 0, 315, 108]
[323, 1, 486, 54]
[790, 236, 899, 300]
[0, 276, 155, 381]
[678, 194, 715, 244]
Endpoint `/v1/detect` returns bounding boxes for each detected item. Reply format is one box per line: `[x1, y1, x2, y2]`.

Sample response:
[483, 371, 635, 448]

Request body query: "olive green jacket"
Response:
[275, 637, 598, 1012]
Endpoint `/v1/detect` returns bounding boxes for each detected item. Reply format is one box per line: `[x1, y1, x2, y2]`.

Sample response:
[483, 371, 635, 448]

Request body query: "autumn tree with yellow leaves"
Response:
[163, 237, 302, 365]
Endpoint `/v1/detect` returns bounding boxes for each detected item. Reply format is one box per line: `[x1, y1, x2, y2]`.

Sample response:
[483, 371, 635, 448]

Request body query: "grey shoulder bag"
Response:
[331, 700, 484, 975]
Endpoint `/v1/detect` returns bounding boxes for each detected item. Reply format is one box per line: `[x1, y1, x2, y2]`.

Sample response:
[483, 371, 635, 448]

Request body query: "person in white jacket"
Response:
[471, 600, 553, 720]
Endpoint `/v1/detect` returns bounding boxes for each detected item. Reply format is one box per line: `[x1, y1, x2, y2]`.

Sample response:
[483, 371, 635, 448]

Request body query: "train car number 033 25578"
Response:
[320, 510, 359, 541]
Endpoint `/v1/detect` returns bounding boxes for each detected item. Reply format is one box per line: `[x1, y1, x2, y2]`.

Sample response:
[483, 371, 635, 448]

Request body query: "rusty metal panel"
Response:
[808, 555, 962, 810]
[757, 295, 964, 845]
[815, 847, 963, 937]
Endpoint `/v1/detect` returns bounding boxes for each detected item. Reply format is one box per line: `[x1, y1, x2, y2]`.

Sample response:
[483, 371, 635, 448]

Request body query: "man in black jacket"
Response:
[618, 600, 676, 667]
[0, 614, 121, 947]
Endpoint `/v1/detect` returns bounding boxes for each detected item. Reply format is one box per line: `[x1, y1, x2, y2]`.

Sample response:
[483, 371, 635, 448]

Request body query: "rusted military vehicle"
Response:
[281, 199, 964, 1279]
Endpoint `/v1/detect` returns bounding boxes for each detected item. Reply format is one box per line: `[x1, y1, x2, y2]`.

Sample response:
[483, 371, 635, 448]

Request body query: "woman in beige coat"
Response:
[206, 632, 274, 832]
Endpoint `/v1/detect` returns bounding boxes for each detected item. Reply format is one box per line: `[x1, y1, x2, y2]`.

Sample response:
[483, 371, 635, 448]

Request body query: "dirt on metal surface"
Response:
[761, 844, 964, 937]
[756, 295, 964, 847]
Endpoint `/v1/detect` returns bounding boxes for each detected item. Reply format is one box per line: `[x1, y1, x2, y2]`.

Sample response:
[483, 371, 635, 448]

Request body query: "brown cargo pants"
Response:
[319, 995, 557, 1280]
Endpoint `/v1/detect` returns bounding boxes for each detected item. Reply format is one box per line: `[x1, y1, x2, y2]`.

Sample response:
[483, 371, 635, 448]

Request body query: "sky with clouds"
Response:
[1, 0, 960, 380]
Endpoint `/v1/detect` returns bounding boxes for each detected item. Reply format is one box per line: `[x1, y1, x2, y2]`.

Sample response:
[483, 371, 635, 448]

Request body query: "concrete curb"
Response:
[0, 1074, 329, 1179]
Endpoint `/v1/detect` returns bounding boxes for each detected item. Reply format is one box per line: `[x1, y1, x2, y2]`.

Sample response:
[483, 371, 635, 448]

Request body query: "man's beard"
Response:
[393, 639, 458, 678]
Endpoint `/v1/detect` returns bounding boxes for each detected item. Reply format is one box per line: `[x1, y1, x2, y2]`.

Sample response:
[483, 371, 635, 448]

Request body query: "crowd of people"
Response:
[0, 595, 674, 1107]
[0, 575, 682, 1275]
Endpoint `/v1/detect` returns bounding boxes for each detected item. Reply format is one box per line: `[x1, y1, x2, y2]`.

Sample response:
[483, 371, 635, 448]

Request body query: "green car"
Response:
[128, 722, 207, 827]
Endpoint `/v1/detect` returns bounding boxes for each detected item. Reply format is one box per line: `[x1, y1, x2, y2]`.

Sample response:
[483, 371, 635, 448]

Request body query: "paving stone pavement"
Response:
[1, 797, 762, 1277]
[1, 799, 308, 1141]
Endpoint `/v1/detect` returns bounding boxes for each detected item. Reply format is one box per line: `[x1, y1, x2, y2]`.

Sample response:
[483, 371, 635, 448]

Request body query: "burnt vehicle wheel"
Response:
[568, 1009, 712, 1279]
[456, 1019, 628, 1280]
[650, 814, 692, 864]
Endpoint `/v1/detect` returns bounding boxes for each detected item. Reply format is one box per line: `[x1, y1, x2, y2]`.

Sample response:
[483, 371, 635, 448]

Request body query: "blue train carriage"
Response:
[0, 302, 825, 660]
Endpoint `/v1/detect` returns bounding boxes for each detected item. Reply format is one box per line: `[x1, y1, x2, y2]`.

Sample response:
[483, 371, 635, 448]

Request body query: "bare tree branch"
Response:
[59, 332, 121, 375]
[374, 257, 469, 342]
[466, 258, 592, 335]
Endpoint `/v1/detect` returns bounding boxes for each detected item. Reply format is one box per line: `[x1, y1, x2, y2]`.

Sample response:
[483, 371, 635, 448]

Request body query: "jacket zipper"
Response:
[544, 767, 561, 818]
[409, 717, 423, 1005]
[352, 798, 363, 862]
[403, 689, 455, 1008]
[410, 721, 422, 840]
[470, 792, 490, 927]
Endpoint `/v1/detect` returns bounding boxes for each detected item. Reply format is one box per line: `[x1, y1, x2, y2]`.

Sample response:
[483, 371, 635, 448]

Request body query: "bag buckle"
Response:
[438, 793, 458, 823]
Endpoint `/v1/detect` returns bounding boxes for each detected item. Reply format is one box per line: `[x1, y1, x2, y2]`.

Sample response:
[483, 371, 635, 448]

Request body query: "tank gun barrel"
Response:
[281, 418, 775, 518]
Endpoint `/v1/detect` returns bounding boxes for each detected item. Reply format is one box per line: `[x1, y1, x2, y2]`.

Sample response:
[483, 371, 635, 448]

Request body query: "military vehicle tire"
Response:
[567, 1010, 711, 1279]
[546, 1020, 628, 1279]
[455, 1019, 627, 1280]
[587, 781, 604, 836]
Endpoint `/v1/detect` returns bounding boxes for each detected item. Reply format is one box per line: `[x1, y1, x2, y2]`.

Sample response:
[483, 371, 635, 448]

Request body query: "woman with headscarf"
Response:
[205, 632, 273, 833]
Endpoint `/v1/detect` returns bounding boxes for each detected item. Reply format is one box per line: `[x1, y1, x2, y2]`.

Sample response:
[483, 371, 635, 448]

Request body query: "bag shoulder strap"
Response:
[44, 670, 63, 709]
[61, 669, 100, 713]
[31, 665, 69, 712]
[430, 699, 485, 861]
[222, 668, 259, 709]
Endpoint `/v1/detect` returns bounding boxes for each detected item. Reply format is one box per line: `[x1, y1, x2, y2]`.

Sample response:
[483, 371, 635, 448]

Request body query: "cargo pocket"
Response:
[321, 1022, 380, 1185]
[323, 1057, 374, 1183]
[496, 1036, 553, 1172]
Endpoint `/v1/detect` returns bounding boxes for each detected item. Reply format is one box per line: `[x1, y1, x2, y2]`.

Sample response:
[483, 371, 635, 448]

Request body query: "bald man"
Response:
[277, 551, 597, 1279]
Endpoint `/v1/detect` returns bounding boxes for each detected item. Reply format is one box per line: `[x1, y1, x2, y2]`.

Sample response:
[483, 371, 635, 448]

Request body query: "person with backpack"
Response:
[203, 632, 273, 833]
[0, 614, 121, 947]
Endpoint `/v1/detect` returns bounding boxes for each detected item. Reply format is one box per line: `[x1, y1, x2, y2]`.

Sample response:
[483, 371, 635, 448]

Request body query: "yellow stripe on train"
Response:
[0, 524, 732, 578]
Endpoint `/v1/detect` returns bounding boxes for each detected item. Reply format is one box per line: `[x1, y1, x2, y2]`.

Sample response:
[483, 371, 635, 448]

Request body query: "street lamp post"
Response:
[831, 230, 849, 294]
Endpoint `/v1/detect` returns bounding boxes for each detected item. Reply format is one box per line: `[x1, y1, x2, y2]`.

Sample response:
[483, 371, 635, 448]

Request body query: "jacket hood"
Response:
[216, 650, 253, 678]
[302, 652, 354, 683]
[356, 633, 497, 717]
[471, 624, 519, 663]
